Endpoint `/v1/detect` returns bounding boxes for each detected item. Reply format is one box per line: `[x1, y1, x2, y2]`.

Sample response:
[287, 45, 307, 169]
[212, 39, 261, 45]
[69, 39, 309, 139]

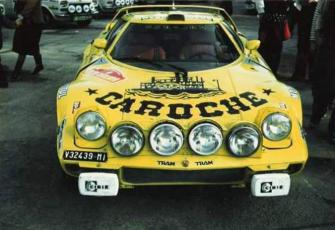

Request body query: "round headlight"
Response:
[90, 3, 96, 11]
[68, 5, 76, 13]
[111, 126, 144, 156]
[76, 5, 82, 13]
[76, 112, 106, 140]
[83, 4, 90, 13]
[189, 123, 223, 156]
[150, 123, 183, 156]
[227, 125, 260, 157]
[262, 113, 291, 141]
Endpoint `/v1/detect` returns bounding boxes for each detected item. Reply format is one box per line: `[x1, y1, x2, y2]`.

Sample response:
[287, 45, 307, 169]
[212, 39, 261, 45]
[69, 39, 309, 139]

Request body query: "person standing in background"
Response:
[11, 0, 44, 81]
[0, 11, 15, 88]
[255, 0, 291, 76]
[309, 0, 335, 144]
[290, 0, 318, 81]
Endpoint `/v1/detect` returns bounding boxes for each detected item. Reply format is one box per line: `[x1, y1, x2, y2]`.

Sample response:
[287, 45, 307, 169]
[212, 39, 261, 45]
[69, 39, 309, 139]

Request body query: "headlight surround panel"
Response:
[111, 125, 144, 156]
[188, 122, 223, 156]
[76, 111, 106, 141]
[262, 113, 292, 141]
[149, 123, 184, 156]
[227, 125, 261, 157]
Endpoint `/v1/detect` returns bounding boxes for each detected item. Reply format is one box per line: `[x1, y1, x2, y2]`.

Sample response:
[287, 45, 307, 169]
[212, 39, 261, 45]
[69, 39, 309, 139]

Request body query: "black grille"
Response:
[122, 168, 246, 184]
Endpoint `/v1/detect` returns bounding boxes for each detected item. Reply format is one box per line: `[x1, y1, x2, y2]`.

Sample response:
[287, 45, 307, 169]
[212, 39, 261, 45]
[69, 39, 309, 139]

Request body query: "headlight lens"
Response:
[68, 5, 76, 13]
[111, 126, 144, 156]
[262, 113, 292, 141]
[76, 112, 106, 140]
[83, 4, 90, 13]
[189, 123, 223, 156]
[150, 123, 183, 156]
[227, 125, 260, 157]
[76, 5, 82, 13]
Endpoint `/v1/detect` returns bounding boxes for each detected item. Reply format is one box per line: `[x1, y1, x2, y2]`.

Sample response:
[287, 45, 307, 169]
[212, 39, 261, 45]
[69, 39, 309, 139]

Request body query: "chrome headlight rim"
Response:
[149, 122, 184, 156]
[226, 124, 261, 157]
[188, 122, 223, 156]
[111, 125, 144, 157]
[262, 112, 292, 141]
[76, 111, 106, 141]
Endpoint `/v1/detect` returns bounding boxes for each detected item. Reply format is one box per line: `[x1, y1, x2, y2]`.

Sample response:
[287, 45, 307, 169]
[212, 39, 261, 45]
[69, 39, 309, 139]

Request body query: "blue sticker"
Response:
[94, 58, 108, 66]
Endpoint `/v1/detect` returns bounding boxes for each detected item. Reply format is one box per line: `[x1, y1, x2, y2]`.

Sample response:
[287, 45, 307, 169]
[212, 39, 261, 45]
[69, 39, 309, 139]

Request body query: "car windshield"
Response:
[111, 23, 240, 71]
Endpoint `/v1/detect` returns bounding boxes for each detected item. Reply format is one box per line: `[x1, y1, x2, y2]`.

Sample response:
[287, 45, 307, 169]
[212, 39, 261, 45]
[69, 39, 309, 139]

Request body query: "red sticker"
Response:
[88, 68, 124, 83]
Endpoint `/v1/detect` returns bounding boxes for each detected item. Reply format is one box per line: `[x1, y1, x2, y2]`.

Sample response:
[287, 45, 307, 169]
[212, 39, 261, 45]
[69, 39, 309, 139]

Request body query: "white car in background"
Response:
[3, 0, 98, 26]
[42, 0, 98, 26]
[96, 0, 135, 14]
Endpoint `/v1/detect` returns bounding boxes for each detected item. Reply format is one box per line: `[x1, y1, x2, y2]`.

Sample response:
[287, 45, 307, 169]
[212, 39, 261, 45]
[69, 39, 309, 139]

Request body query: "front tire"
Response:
[42, 8, 55, 29]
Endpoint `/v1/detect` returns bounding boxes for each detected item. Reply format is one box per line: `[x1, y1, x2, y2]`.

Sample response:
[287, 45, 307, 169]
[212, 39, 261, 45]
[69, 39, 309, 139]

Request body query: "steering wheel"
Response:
[188, 52, 217, 60]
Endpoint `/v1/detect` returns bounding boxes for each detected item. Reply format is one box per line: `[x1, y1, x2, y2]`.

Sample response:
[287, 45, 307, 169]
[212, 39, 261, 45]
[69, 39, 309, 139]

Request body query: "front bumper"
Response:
[59, 145, 307, 187]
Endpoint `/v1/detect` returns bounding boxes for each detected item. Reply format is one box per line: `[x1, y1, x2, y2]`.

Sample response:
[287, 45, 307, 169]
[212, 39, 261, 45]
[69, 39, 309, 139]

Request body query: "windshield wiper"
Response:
[155, 62, 189, 83]
[115, 57, 189, 81]
[115, 57, 163, 68]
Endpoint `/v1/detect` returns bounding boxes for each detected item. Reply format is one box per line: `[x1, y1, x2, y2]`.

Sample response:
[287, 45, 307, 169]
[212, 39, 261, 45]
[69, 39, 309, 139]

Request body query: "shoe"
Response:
[32, 65, 44, 75]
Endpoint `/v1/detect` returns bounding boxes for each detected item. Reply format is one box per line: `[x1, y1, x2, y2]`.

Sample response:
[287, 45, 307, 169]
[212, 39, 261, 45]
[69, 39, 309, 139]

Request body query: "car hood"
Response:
[70, 59, 293, 130]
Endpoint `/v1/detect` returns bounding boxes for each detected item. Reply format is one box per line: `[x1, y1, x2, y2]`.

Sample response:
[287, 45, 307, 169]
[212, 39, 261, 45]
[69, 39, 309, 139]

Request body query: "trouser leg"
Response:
[310, 91, 334, 125]
[11, 54, 25, 80]
[32, 53, 44, 75]
[0, 56, 8, 88]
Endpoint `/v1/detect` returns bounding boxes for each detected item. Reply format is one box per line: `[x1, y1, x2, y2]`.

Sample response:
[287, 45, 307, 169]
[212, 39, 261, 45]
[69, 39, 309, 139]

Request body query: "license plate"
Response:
[63, 150, 107, 162]
[73, 15, 90, 21]
[78, 173, 119, 196]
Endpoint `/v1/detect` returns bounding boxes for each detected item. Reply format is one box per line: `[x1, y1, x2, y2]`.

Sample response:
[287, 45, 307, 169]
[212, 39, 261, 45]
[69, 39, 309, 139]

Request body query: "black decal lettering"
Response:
[196, 102, 223, 117]
[134, 100, 164, 116]
[167, 104, 192, 119]
[220, 97, 250, 114]
[109, 98, 136, 113]
[240, 92, 268, 107]
[95, 92, 123, 105]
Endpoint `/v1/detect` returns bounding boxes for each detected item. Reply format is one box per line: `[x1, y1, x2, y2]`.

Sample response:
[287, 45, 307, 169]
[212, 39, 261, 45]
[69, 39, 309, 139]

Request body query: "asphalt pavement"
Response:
[0, 12, 334, 230]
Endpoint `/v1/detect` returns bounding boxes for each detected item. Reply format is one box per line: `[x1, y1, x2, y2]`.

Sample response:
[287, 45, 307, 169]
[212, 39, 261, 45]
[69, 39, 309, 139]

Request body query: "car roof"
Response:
[123, 11, 223, 24]
[113, 5, 237, 30]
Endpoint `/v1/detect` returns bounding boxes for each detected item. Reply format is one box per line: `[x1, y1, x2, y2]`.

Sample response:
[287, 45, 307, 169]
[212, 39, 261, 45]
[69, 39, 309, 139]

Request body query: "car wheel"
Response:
[77, 20, 92, 27]
[42, 8, 55, 29]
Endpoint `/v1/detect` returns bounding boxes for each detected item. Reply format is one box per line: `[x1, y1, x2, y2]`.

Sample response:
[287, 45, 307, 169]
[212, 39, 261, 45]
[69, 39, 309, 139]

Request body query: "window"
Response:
[111, 23, 240, 71]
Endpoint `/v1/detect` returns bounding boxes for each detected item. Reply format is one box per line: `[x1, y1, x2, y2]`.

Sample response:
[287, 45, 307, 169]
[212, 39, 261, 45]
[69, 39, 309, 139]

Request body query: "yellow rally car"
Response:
[56, 5, 307, 197]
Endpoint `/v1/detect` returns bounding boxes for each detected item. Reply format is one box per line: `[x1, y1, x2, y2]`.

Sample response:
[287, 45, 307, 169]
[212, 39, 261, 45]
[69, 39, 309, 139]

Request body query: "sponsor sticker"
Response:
[88, 68, 124, 83]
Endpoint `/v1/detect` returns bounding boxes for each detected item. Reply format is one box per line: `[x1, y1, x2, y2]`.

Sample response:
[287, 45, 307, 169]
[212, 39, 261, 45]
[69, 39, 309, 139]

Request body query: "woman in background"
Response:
[255, 0, 291, 75]
[12, 0, 44, 81]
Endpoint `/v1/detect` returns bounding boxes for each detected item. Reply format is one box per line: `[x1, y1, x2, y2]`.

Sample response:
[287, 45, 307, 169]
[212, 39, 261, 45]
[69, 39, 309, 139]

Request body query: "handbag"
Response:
[283, 20, 292, 41]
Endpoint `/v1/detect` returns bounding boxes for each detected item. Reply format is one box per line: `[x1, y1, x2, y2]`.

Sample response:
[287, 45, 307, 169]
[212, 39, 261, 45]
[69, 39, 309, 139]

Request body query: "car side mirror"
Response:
[93, 38, 107, 49]
[246, 40, 261, 51]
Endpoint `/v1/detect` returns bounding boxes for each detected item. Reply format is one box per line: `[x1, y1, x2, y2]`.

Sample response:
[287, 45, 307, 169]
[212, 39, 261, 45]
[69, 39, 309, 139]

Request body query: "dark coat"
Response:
[0, 14, 15, 49]
[13, 0, 43, 55]
[311, 1, 335, 93]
